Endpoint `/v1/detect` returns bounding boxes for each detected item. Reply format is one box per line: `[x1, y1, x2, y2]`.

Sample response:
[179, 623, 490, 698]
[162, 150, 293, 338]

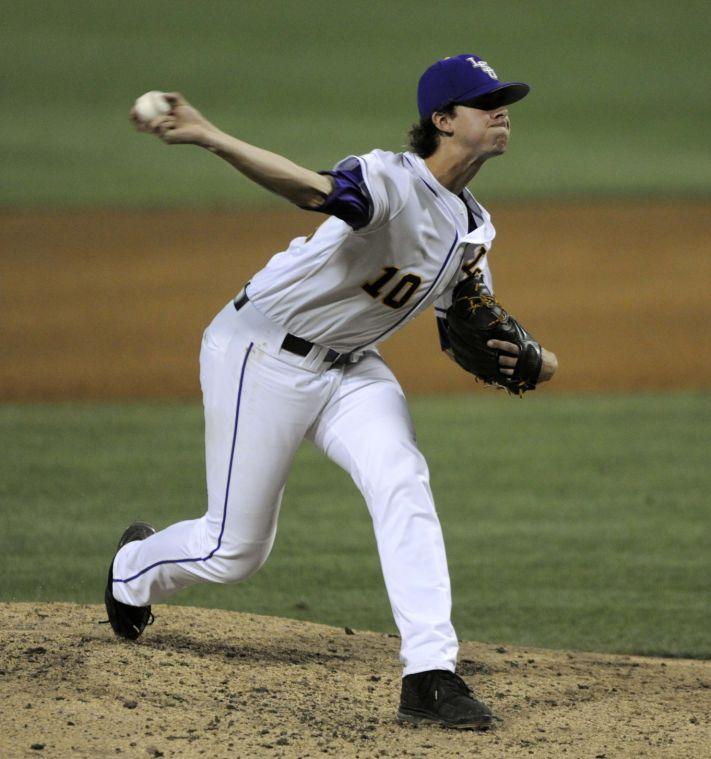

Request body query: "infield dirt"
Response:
[1, 603, 709, 758]
[2, 201, 710, 400]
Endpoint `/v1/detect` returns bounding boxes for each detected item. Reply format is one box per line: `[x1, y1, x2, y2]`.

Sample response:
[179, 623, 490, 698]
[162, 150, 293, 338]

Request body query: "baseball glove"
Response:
[445, 269, 542, 395]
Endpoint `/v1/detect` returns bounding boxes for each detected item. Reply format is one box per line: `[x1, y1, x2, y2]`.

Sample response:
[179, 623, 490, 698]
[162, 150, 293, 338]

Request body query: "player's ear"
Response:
[431, 110, 455, 137]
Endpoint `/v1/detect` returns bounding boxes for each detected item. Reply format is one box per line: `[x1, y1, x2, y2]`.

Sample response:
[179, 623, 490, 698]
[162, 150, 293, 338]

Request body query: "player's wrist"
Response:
[197, 126, 229, 152]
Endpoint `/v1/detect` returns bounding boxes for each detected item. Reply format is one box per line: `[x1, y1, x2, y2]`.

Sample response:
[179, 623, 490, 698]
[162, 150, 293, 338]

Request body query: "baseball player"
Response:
[105, 53, 557, 730]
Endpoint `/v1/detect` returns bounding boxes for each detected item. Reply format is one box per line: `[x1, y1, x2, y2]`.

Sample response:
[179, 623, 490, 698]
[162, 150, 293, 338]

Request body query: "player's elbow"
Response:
[293, 173, 334, 210]
[296, 190, 327, 210]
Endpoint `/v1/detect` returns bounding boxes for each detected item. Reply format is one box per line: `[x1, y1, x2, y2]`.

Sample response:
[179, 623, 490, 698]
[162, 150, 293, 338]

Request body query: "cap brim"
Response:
[456, 82, 530, 110]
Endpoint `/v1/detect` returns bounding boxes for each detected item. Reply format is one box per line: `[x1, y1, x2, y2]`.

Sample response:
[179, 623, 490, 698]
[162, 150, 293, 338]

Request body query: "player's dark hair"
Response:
[407, 104, 457, 158]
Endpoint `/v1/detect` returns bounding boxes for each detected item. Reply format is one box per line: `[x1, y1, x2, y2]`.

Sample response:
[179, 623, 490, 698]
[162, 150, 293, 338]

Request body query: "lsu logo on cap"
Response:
[466, 57, 497, 79]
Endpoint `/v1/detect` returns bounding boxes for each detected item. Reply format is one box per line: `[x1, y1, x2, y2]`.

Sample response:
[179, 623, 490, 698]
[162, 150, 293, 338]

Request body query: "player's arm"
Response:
[131, 93, 332, 209]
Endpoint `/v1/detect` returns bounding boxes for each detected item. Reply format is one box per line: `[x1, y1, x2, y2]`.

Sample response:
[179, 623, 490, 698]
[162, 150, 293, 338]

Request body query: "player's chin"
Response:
[484, 140, 508, 159]
[492, 133, 509, 153]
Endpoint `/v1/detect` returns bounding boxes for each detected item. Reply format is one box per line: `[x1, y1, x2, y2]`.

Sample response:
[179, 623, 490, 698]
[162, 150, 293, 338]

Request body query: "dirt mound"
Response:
[1, 603, 708, 757]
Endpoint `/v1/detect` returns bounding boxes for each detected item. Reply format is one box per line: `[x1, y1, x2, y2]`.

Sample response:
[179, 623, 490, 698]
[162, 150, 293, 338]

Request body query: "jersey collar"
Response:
[404, 152, 460, 201]
[403, 152, 490, 241]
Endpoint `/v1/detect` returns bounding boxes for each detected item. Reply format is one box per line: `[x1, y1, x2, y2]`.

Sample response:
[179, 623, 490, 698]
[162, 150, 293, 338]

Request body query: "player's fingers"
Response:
[157, 117, 177, 134]
[500, 368, 514, 376]
[163, 92, 186, 109]
[487, 339, 519, 355]
[161, 130, 182, 144]
[159, 129, 182, 145]
[498, 354, 518, 368]
[147, 115, 171, 132]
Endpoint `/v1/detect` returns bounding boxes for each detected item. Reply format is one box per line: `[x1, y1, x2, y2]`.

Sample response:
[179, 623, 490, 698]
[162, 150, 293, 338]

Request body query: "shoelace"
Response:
[434, 671, 472, 697]
[459, 291, 508, 326]
[430, 671, 503, 723]
[418, 670, 472, 704]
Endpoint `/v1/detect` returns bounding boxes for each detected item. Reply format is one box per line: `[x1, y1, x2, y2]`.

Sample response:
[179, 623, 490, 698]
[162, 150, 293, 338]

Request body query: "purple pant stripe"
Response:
[113, 342, 254, 584]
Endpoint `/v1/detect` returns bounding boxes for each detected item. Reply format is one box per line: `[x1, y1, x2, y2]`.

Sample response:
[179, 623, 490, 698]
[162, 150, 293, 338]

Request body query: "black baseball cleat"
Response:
[103, 521, 156, 640]
[397, 669, 494, 730]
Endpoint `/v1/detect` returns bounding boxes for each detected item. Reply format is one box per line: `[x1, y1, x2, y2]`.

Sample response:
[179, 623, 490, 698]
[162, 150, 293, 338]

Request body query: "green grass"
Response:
[1, 394, 709, 658]
[2, 0, 710, 205]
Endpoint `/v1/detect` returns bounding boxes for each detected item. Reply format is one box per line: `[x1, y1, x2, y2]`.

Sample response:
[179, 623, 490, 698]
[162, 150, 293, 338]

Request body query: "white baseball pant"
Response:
[112, 298, 458, 675]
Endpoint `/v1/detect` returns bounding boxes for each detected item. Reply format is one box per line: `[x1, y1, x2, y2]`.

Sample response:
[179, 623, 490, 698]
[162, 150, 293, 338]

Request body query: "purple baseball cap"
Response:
[418, 54, 529, 119]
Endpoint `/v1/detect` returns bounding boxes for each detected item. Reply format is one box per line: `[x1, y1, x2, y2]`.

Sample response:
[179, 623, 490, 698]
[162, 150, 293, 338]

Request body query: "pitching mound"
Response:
[1, 603, 708, 757]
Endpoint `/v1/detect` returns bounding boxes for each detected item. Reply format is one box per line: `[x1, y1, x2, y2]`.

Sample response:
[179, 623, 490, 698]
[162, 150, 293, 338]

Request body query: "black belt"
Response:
[233, 291, 354, 366]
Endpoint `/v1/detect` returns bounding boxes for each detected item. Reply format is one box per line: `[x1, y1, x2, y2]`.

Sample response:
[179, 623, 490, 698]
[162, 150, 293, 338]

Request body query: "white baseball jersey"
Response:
[247, 150, 496, 353]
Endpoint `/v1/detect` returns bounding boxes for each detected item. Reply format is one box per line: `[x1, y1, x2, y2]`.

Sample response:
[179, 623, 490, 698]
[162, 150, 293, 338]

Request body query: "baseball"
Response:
[133, 91, 171, 123]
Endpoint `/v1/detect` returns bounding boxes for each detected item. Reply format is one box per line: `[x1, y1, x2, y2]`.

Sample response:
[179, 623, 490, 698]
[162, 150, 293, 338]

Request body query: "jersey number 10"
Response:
[362, 267, 422, 309]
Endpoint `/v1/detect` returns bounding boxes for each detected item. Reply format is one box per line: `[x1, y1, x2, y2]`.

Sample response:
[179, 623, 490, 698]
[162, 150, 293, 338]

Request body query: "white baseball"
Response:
[133, 91, 171, 123]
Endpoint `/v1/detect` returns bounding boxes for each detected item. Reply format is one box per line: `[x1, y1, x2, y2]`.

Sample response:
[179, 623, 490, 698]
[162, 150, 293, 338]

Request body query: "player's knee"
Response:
[237, 547, 271, 580]
[210, 543, 272, 584]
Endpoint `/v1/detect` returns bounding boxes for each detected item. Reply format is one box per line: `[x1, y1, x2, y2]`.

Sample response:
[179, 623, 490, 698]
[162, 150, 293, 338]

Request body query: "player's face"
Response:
[451, 104, 510, 158]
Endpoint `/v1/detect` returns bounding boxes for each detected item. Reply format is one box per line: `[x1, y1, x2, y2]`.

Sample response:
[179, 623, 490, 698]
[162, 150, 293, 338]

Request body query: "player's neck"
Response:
[424, 148, 487, 196]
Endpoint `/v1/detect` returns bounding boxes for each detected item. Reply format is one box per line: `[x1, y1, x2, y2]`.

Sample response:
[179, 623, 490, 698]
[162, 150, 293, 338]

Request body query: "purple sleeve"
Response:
[303, 156, 374, 230]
